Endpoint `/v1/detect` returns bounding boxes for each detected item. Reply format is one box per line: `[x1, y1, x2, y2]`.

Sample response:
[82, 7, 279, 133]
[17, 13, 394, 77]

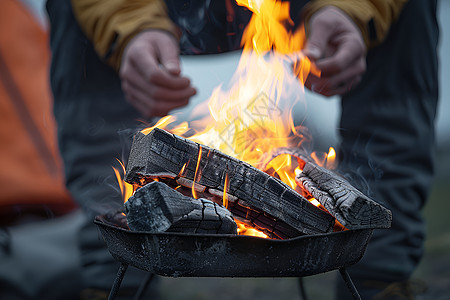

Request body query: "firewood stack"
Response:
[123, 128, 392, 239]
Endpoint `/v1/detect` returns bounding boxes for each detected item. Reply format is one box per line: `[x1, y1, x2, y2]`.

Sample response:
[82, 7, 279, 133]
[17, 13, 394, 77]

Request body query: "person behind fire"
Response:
[46, 0, 438, 299]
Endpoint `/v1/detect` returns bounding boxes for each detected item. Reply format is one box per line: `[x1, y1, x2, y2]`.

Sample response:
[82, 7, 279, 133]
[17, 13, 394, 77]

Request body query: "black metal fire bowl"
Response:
[94, 214, 372, 278]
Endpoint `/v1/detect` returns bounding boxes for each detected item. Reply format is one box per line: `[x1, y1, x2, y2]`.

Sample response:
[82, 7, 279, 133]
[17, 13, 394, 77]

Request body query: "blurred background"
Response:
[0, 0, 448, 299]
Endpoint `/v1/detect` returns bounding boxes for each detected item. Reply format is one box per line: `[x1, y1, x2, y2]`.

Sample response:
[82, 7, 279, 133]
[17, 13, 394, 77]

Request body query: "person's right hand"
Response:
[119, 30, 197, 117]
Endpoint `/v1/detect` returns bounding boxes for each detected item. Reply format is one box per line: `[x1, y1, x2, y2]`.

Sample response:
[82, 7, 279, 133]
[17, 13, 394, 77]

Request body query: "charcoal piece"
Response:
[296, 161, 392, 229]
[125, 181, 237, 234]
[125, 129, 335, 236]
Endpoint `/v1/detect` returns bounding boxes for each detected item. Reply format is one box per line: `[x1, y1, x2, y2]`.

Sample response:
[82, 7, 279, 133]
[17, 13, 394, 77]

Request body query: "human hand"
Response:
[119, 30, 197, 117]
[303, 6, 366, 96]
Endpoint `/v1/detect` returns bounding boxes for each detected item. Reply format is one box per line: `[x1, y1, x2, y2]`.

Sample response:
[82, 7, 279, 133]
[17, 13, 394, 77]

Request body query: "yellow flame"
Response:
[178, 163, 187, 177]
[140, 115, 174, 135]
[265, 154, 298, 189]
[141, 0, 316, 170]
[308, 197, 321, 208]
[310, 151, 327, 167]
[192, 146, 202, 199]
[112, 159, 133, 203]
[236, 221, 269, 238]
[135, 0, 337, 236]
[326, 147, 337, 170]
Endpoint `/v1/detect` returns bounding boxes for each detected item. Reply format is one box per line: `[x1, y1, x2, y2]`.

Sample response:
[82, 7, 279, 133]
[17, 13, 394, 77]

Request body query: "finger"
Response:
[310, 75, 361, 97]
[321, 75, 362, 96]
[124, 72, 196, 103]
[150, 84, 197, 102]
[312, 57, 365, 93]
[151, 97, 190, 116]
[125, 82, 191, 117]
[304, 73, 320, 91]
[150, 71, 193, 90]
[126, 78, 196, 104]
[303, 11, 335, 60]
[312, 73, 363, 97]
[128, 41, 159, 78]
[315, 39, 365, 76]
[156, 35, 181, 76]
[127, 55, 192, 90]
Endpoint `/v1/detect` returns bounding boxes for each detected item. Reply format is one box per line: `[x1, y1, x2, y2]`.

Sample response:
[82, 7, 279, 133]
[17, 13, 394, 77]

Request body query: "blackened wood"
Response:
[125, 181, 237, 234]
[156, 182, 302, 239]
[125, 129, 335, 236]
[264, 147, 392, 229]
[296, 162, 392, 229]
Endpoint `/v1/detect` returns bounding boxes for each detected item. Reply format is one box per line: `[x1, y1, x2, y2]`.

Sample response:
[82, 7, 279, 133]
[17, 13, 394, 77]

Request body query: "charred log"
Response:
[263, 147, 391, 229]
[296, 161, 392, 229]
[125, 181, 237, 234]
[152, 182, 301, 239]
[125, 129, 335, 236]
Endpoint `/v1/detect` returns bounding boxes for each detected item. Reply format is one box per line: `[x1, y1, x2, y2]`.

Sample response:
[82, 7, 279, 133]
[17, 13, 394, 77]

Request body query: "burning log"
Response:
[125, 128, 335, 238]
[263, 147, 391, 229]
[296, 161, 392, 229]
[125, 181, 237, 234]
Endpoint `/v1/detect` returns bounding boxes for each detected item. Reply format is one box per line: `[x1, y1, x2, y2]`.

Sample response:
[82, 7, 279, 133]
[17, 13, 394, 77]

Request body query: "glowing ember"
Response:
[308, 198, 321, 208]
[237, 221, 269, 238]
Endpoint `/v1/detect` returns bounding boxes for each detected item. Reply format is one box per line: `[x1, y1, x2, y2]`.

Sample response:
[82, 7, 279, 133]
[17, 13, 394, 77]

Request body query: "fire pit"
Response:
[95, 212, 372, 300]
[95, 128, 391, 300]
[96, 1, 394, 298]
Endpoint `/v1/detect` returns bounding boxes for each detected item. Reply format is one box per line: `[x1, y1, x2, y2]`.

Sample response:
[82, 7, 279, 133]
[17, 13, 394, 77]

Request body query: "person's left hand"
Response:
[303, 6, 367, 96]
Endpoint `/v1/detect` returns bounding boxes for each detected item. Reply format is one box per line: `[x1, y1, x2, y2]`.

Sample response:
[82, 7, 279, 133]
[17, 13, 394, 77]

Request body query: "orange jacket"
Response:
[0, 0, 75, 223]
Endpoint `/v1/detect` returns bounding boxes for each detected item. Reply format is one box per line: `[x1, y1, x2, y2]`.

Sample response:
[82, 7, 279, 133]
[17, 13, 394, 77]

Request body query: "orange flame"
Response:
[326, 147, 337, 170]
[223, 173, 229, 209]
[236, 221, 269, 238]
[112, 159, 133, 203]
[141, 115, 175, 135]
[192, 146, 202, 199]
[178, 163, 187, 177]
[132, 0, 337, 237]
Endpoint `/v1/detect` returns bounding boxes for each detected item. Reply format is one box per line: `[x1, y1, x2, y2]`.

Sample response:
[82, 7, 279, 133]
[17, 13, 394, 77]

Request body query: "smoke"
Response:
[336, 136, 384, 202]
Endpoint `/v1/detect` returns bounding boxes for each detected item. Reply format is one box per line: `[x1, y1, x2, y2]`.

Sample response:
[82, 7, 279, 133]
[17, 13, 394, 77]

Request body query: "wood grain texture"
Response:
[125, 181, 237, 234]
[125, 129, 335, 236]
[263, 147, 392, 229]
[296, 161, 392, 229]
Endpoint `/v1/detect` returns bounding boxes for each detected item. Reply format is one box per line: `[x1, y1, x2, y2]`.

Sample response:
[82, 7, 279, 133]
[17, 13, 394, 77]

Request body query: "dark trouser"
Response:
[336, 0, 439, 298]
[46, 0, 153, 295]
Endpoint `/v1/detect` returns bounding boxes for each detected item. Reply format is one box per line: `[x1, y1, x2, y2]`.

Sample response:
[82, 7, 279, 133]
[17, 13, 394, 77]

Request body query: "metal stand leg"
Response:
[133, 273, 155, 300]
[298, 277, 308, 300]
[339, 268, 362, 300]
[108, 263, 129, 300]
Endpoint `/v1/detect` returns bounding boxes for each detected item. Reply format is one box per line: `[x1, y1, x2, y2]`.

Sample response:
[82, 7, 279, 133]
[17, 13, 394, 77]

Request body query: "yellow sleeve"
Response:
[71, 0, 180, 71]
[302, 0, 408, 48]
